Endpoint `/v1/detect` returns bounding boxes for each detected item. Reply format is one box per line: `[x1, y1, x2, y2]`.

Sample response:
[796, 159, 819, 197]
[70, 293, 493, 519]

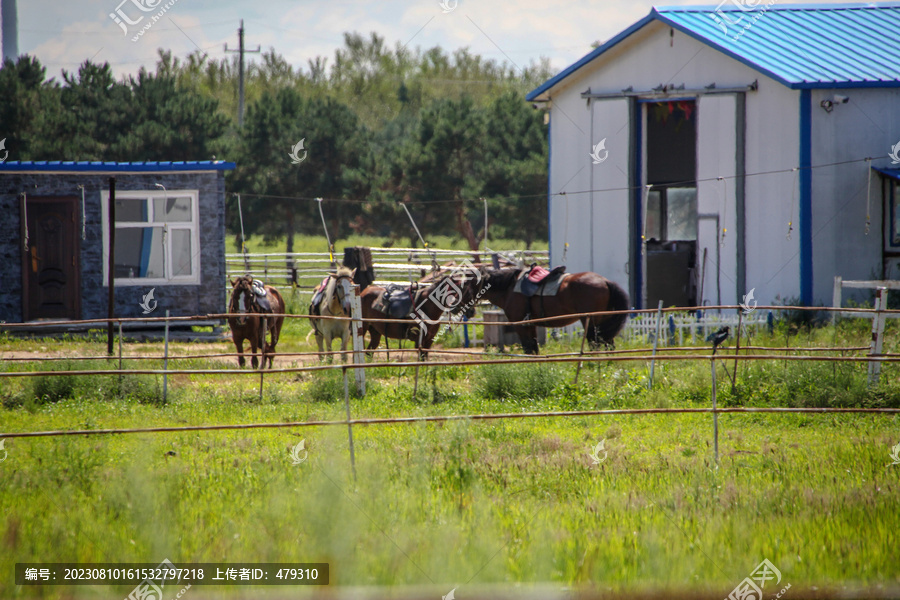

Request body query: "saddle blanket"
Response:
[373, 284, 415, 318]
[514, 265, 567, 297]
[309, 277, 330, 312]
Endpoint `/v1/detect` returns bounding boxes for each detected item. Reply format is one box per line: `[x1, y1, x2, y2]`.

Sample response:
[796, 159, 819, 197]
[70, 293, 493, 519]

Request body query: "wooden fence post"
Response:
[350, 285, 366, 396]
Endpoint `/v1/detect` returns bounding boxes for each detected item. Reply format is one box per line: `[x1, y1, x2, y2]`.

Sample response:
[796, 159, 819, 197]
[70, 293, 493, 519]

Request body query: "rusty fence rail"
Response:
[2, 302, 898, 469]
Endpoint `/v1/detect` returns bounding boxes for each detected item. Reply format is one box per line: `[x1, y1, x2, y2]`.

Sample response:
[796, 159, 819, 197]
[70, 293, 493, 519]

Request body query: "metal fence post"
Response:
[343, 366, 357, 481]
[259, 317, 267, 401]
[711, 356, 719, 464]
[648, 300, 663, 389]
[118, 320, 123, 396]
[868, 286, 887, 386]
[350, 285, 366, 396]
[163, 310, 169, 403]
[832, 276, 842, 326]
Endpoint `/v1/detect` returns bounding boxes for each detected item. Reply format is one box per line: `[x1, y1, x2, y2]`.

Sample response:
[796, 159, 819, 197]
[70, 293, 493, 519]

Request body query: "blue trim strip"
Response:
[547, 115, 553, 266]
[873, 166, 900, 181]
[526, 14, 656, 101]
[799, 89, 813, 305]
[0, 161, 235, 172]
[633, 102, 643, 310]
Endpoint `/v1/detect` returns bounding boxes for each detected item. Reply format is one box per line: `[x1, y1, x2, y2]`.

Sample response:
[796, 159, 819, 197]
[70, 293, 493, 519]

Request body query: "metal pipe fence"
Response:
[2, 302, 898, 468]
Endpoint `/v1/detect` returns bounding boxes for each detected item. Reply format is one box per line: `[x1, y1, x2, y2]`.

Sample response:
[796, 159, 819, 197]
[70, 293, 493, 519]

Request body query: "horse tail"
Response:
[597, 279, 629, 343]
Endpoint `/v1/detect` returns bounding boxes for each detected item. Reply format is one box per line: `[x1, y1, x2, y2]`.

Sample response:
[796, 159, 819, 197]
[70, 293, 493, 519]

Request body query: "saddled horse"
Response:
[466, 266, 629, 354]
[308, 266, 356, 362]
[360, 273, 476, 359]
[228, 275, 285, 369]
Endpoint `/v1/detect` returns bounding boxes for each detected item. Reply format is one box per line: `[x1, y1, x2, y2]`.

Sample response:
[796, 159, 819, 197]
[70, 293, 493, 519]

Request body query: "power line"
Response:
[227, 155, 878, 206]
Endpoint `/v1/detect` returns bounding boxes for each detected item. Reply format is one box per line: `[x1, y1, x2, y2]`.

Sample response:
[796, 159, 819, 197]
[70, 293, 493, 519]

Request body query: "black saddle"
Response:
[517, 265, 567, 297]
[375, 284, 415, 318]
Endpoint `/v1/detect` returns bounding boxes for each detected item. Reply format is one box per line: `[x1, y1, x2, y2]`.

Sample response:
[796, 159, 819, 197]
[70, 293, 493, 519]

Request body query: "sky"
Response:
[4, 0, 846, 83]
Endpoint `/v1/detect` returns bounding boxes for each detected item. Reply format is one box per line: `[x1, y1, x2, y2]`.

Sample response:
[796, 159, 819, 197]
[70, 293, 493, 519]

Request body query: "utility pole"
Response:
[224, 19, 260, 127]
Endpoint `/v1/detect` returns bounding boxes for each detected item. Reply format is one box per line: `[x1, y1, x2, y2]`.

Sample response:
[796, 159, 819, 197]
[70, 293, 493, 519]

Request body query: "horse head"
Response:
[230, 274, 259, 325]
[324, 266, 356, 315]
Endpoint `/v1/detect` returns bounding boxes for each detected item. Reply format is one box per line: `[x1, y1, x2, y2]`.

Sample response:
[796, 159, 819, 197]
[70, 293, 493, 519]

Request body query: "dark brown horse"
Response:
[360, 273, 477, 359]
[228, 275, 285, 369]
[470, 267, 629, 354]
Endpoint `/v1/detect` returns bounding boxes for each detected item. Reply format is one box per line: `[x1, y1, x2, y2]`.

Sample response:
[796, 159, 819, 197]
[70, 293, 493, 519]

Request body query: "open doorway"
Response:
[643, 100, 697, 307]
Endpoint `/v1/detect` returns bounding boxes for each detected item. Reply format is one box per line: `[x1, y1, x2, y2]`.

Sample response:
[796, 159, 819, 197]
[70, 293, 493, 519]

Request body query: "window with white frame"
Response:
[101, 189, 201, 285]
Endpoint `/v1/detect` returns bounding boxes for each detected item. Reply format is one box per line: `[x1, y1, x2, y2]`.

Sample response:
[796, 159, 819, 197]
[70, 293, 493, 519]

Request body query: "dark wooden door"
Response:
[22, 197, 81, 320]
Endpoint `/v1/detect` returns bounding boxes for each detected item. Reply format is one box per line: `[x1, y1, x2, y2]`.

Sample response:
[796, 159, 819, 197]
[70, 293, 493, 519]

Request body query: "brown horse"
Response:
[470, 267, 629, 354]
[228, 275, 285, 369]
[360, 273, 476, 359]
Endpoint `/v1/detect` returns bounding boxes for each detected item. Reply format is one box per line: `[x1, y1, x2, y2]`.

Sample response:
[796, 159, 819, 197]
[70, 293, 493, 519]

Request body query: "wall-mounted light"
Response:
[820, 94, 849, 113]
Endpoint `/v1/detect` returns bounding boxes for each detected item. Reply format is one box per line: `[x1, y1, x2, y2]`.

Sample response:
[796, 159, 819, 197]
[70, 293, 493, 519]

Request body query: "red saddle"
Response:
[526, 265, 551, 283]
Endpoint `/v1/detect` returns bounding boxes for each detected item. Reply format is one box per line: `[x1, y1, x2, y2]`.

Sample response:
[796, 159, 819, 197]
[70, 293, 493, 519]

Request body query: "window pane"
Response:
[154, 196, 192, 222]
[171, 229, 192, 277]
[114, 227, 164, 278]
[666, 187, 697, 241]
[115, 198, 148, 223]
[645, 190, 663, 241]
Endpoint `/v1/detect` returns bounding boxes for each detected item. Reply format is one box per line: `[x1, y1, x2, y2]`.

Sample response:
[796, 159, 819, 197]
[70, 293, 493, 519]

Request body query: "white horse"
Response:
[308, 267, 356, 362]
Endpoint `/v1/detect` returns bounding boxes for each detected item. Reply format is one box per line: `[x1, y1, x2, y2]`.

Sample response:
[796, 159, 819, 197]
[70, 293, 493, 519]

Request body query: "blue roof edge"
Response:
[0, 161, 236, 172]
[526, 4, 900, 101]
[873, 166, 900, 181]
[526, 13, 656, 101]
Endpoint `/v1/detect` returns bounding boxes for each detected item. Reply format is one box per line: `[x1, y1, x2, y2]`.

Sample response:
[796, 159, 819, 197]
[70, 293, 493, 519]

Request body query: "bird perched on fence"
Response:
[707, 326, 730, 355]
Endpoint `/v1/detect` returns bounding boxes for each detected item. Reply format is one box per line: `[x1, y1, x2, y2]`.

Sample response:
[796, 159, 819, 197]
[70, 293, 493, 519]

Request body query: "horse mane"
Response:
[323, 275, 338, 307]
[323, 267, 353, 309]
[483, 267, 521, 292]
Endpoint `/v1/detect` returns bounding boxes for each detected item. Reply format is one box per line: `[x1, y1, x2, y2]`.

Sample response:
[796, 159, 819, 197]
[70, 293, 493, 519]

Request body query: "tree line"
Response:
[0, 32, 554, 249]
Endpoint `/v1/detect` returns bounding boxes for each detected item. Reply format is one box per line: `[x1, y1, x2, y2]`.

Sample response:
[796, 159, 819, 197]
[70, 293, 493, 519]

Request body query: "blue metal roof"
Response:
[874, 166, 900, 181]
[527, 3, 900, 101]
[0, 160, 235, 172]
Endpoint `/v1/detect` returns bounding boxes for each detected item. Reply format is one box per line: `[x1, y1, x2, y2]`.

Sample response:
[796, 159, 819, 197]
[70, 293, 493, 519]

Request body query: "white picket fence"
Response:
[621, 310, 770, 346]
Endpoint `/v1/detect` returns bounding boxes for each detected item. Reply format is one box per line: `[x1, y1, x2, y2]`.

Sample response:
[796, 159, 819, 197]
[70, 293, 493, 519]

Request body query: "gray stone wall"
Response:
[0, 170, 227, 323]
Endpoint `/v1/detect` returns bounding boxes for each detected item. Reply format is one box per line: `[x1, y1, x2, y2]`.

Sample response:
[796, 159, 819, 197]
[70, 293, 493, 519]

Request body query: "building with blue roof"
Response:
[0, 161, 235, 324]
[529, 2, 900, 309]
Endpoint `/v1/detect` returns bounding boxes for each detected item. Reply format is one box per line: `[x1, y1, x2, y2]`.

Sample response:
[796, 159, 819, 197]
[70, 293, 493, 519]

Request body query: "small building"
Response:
[0, 161, 235, 325]
[527, 3, 900, 309]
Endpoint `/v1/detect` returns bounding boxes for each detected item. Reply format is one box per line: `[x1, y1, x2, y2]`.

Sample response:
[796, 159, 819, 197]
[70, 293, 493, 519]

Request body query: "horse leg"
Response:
[366, 326, 382, 359]
[582, 316, 608, 350]
[516, 325, 540, 355]
[234, 333, 246, 368]
[314, 324, 326, 362]
[248, 333, 259, 370]
[266, 322, 279, 369]
[340, 326, 350, 364]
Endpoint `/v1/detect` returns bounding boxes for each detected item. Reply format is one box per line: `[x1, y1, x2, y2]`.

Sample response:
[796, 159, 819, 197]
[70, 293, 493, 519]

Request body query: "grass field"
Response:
[2, 317, 900, 598]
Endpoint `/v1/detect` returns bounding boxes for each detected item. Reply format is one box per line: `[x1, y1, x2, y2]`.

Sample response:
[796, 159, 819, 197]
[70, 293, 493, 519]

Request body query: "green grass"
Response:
[2, 319, 900, 597]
